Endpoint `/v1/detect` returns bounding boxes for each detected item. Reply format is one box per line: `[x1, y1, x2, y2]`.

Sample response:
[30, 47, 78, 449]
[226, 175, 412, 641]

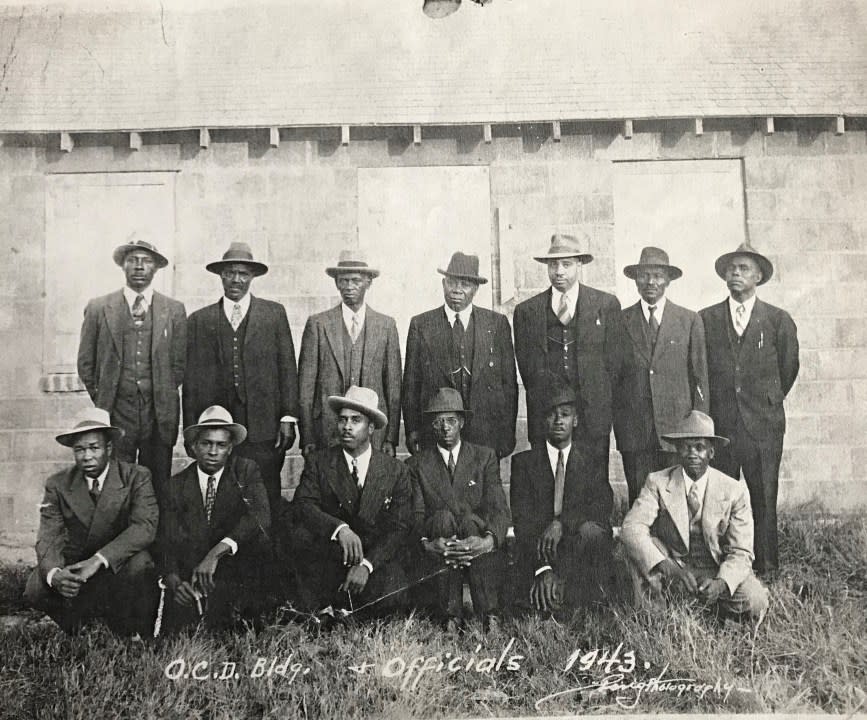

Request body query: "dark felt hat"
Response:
[423, 387, 473, 419]
[437, 252, 488, 284]
[714, 243, 773, 285]
[623, 246, 683, 280]
[112, 236, 169, 269]
[206, 242, 269, 277]
[325, 249, 380, 279]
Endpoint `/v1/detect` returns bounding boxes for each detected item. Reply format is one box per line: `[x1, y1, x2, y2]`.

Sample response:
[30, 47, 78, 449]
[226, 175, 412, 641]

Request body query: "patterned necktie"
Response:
[447, 450, 456, 479]
[131, 294, 146, 325]
[556, 293, 572, 326]
[452, 314, 465, 344]
[687, 481, 702, 521]
[553, 450, 565, 517]
[734, 303, 746, 336]
[352, 458, 361, 491]
[230, 303, 243, 331]
[205, 475, 217, 525]
[89, 477, 101, 504]
[648, 305, 659, 341]
[350, 315, 360, 344]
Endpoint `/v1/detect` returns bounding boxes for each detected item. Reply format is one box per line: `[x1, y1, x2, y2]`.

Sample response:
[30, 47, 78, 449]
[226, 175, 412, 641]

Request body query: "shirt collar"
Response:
[341, 302, 367, 325]
[640, 296, 666, 320]
[437, 440, 462, 465]
[123, 285, 154, 308]
[87, 462, 111, 491]
[223, 293, 251, 316]
[197, 464, 226, 484]
[545, 441, 571, 469]
[550, 284, 579, 312]
[680, 465, 709, 493]
[728, 294, 757, 314]
[343, 444, 373, 473]
[443, 304, 473, 328]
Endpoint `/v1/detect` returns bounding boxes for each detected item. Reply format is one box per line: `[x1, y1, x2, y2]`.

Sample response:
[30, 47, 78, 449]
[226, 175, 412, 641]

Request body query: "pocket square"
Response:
[383, 496, 392, 509]
[467, 480, 477, 487]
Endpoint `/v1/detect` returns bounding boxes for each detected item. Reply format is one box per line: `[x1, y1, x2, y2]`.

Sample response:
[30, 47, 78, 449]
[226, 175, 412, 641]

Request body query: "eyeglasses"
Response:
[431, 416, 461, 429]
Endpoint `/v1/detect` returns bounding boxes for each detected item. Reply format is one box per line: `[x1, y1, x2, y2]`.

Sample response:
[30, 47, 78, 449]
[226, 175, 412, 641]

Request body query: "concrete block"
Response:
[0, 399, 45, 429]
[13, 431, 70, 461]
[835, 318, 867, 347]
[548, 161, 613, 197]
[795, 316, 837, 349]
[593, 130, 660, 161]
[780, 446, 852, 483]
[784, 415, 819, 440]
[744, 158, 791, 190]
[786, 381, 850, 415]
[490, 165, 548, 196]
[817, 414, 865, 444]
[745, 191, 778, 221]
[658, 128, 717, 159]
[814, 348, 867, 380]
[774, 254, 825, 286]
[834, 253, 867, 283]
[584, 194, 614, 223]
[553, 195, 584, 225]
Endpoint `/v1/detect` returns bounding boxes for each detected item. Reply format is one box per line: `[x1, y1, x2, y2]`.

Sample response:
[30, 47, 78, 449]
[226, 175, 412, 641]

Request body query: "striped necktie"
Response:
[734, 303, 746, 336]
[556, 293, 572, 326]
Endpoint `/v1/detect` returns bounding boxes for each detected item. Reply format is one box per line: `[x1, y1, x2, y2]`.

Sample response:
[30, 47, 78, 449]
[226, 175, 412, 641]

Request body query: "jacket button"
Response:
[649, 369, 654, 375]
[736, 386, 741, 393]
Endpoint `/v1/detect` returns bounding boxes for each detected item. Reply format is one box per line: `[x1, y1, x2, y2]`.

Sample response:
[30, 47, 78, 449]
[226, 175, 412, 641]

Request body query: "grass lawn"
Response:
[1, 504, 865, 719]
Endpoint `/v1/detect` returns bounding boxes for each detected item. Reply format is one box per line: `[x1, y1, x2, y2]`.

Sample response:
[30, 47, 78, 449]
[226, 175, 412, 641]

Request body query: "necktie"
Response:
[230, 303, 243, 331]
[687, 481, 701, 521]
[89, 477, 101, 504]
[352, 458, 361, 491]
[452, 314, 465, 344]
[648, 305, 659, 341]
[734, 303, 746, 336]
[350, 315, 360, 344]
[131, 294, 146, 325]
[205, 475, 217, 525]
[556, 293, 572, 326]
[553, 450, 565, 517]
[447, 450, 456, 479]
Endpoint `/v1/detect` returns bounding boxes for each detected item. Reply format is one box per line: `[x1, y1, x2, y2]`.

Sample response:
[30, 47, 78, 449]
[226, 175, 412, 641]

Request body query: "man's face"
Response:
[123, 250, 158, 292]
[220, 263, 255, 302]
[335, 272, 372, 310]
[431, 411, 464, 450]
[72, 431, 112, 478]
[544, 403, 577, 446]
[442, 276, 479, 312]
[337, 408, 372, 454]
[547, 258, 580, 293]
[724, 255, 763, 298]
[193, 428, 233, 475]
[676, 438, 714, 480]
[635, 268, 670, 305]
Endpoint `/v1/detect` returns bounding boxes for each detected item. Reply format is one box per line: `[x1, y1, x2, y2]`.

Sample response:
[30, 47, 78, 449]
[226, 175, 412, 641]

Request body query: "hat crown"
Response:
[636, 246, 671, 266]
[443, 252, 480, 279]
[342, 385, 381, 413]
[424, 387, 466, 414]
[542, 386, 577, 413]
[71, 407, 113, 430]
[548, 233, 586, 255]
[220, 242, 257, 263]
[671, 410, 717, 438]
[195, 405, 237, 427]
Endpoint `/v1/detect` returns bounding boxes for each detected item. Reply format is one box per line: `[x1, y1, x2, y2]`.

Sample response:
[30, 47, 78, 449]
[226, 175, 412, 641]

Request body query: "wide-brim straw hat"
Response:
[112, 236, 169, 269]
[327, 385, 388, 429]
[325, 249, 380, 278]
[533, 232, 594, 264]
[714, 243, 773, 285]
[206, 242, 268, 277]
[182, 405, 248, 445]
[623, 246, 683, 280]
[661, 410, 729, 446]
[437, 252, 488, 284]
[56, 407, 124, 447]
[423, 387, 473, 420]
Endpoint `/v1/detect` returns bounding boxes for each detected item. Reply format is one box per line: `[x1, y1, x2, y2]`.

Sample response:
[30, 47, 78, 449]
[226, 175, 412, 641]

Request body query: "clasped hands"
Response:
[422, 534, 494, 569]
[654, 558, 726, 603]
[51, 556, 104, 598]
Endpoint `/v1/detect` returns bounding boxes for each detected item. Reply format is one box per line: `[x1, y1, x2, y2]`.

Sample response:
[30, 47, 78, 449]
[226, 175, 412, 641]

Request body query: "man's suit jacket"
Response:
[402, 306, 518, 458]
[510, 445, 613, 573]
[292, 447, 412, 570]
[298, 305, 402, 449]
[158, 455, 271, 579]
[77, 289, 187, 445]
[614, 300, 709, 453]
[35, 459, 158, 581]
[699, 298, 799, 442]
[621, 465, 755, 594]
[407, 442, 510, 547]
[184, 296, 300, 444]
[513, 286, 625, 445]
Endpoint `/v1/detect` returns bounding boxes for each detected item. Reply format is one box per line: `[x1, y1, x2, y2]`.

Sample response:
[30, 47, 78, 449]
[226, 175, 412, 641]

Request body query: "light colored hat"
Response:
[112, 236, 169, 269]
[423, 387, 472, 419]
[56, 407, 124, 447]
[437, 252, 488, 284]
[623, 246, 683, 280]
[325, 250, 380, 279]
[182, 405, 248, 445]
[714, 243, 773, 285]
[206, 242, 268, 277]
[327, 386, 388, 429]
[661, 410, 729, 446]
[533, 232, 594, 264]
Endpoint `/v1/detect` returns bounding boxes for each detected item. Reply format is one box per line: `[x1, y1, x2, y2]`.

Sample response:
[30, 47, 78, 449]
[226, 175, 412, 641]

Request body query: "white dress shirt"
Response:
[443, 304, 473, 328]
[640, 296, 667, 324]
[550, 285, 579, 319]
[535, 442, 573, 576]
[123, 285, 154, 313]
[679, 465, 709, 529]
[341, 303, 367, 337]
[195, 465, 238, 555]
[728, 294, 757, 335]
[222, 293, 251, 325]
[332, 444, 375, 573]
[437, 440, 461, 469]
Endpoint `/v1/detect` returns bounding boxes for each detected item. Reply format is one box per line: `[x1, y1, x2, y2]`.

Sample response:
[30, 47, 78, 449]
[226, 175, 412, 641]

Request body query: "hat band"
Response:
[71, 421, 109, 431]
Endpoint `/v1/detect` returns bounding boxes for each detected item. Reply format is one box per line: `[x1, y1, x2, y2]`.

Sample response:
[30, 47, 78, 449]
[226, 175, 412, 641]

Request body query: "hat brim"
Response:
[714, 251, 773, 286]
[660, 432, 730, 447]
[423, 407, 474, 421]
[437, 268, 488, 284]
[206, 260, 269, 277]
[327, 396, 388, 429]
[112, 245, 169, 269]
[533, 252, 594, 264]
[182, 422, 248, 446]
[56, 424, 124, 447]
[325, 267, 380, 279]
[623, 264, 683, 280]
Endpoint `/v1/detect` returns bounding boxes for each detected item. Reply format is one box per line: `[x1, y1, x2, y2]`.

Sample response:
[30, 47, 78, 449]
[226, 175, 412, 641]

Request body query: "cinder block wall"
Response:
[1, 118, 865, 548]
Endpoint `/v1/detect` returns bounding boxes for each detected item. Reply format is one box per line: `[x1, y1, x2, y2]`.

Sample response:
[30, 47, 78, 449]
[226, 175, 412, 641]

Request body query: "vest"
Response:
[687, 521, 717, 569]
[114, 305, 155, 436]
[545, 303, 578, 385]
[449, 313, 474, 405]
[220, 310, 249, 405]
[341, 319, 366, 390]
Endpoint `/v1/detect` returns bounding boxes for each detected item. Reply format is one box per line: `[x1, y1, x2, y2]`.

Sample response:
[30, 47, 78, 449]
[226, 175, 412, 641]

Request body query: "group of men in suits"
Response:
[28, 229, 798, 633]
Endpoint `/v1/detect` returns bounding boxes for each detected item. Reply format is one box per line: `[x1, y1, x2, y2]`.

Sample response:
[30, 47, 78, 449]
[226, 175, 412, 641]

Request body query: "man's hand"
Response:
[339, 564, 370, 596]
[336, 526, 364, 566]
[443, 535, 495, 567]
[698, 577, 727, 604]
[68, 556, 103, 583]
[164, 573, 198, 608]
[380, 441, 396, 458]
[537, 520, 563, 564]
[406, 431, 421, 455]
[655, 558, 698, 595]
[51, 568, 85, 599]
[275, 421, 296, 454]
[192, 544, 228, 596]
[302, 443, 318, 459]
[530, 569, 561, 612]
[422, 536, 454, 563]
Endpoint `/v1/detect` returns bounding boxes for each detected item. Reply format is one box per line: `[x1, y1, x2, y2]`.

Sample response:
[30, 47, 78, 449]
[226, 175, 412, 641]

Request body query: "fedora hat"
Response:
[437, 252, 488, 285]
[56, 407, 124, 447]
[714, 243, 773, 285]
[661, 410, 729, 446]
[623, 246, 683, 280]
[325, 249, 380, 279]
[327, 385, 388, 429]
[182, 405, 248, 445]
[206, 242, 268, 277]
[533, 233, 594, 264]
[541, 384, 578, 414]
[112, 235, 169, 269]
[423, 387, 473, 419]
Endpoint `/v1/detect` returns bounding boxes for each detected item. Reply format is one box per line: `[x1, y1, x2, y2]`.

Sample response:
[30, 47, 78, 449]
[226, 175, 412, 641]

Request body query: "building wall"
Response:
[1, 118, 865, 549]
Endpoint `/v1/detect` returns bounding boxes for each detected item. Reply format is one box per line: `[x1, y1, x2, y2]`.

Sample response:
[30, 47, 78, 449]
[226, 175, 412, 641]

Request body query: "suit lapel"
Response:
[430, 310, 456, 384]
[357, 451, 392, 524]
[104, 290, 127, 357]
[181, 466, 209, 531]
[469, 308, 492, 382]
[535, 447, 556, 515]
[660, 467, 690, 551]
[64, 467, 96, 530]
[700, 469, 725, 564]
[624, 303, 652, 364]
[326, 449, 359, 513]
[151, 292, 169, 355]
[360, 308, 384, 384]
[324, 306, 348, 384]
[650, 303, 677, 364]
[576, 286, 600, 344]
[86, 461, 124, 545]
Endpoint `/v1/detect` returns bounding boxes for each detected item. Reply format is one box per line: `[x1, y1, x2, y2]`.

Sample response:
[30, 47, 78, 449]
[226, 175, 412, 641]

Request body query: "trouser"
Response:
[711, 417, 784, 574]
[621, 449, 680, 507]
[233, 440, 286, 528]
[24, 550, 158, 635]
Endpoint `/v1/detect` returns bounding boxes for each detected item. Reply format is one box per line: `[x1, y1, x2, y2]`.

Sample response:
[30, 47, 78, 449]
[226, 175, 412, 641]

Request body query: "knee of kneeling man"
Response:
[745, 584, 770, 619]
[23, 569, 50, 605]
[119, 550, 155, 578]
[578, 521, 610, 547]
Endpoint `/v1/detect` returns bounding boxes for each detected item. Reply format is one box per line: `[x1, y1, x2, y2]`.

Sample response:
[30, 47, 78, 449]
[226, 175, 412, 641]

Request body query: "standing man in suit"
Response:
[621, 411, 769, 621]
[615, 247, 709, 506]
[513, 233, 625, 479]
[77, 237, 186, 499]
[699, 243, 799, 575]
[184, 242, 300, 524]
[290, 386, 412, 613]
[23, 408, 159, 635]
[159, 406, 271, 629]
[407, 388, 509, 630]
[510, 386, 613, 612]
[403, 252, 518, 459]
[299, 250, 402, 458]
